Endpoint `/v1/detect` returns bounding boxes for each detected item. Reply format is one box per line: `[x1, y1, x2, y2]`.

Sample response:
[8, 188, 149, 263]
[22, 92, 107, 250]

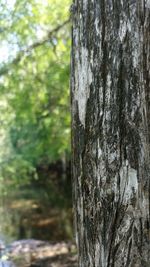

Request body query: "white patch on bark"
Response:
[119, 18, 132, 42]
[95, 18, 100, 35]
[145, 0, 150, 8]
[76, 192, 84, 253]
[82, 0, 88, 11]
[95, 242, 105, 267]
[127, 20, 131, 32]
[107, 74, 111, 88]
[75, 47, 92, 126]
[119, 20, 127, 42]
[101, 245, 106, 267]
[119, 161, 138, 202]
[132, 31, 139, 68]
[95, 242, 100, 266]
[98, 147, 102, 158]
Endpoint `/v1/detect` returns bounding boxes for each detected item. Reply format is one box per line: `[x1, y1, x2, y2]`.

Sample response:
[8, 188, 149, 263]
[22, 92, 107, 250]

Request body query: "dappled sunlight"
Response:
[10, 200, 35, 210]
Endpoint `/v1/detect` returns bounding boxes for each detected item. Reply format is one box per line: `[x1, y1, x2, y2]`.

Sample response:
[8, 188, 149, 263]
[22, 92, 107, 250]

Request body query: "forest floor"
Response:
[0, 186, 77, 266]
[7, 239, 77, 267]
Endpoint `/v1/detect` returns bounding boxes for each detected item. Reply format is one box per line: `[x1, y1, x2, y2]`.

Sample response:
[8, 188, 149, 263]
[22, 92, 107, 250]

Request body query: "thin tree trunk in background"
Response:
[71, 1, 150, 266]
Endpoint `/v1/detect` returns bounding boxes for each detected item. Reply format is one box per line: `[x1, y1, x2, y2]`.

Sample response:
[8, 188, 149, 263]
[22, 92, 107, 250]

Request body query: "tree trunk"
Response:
[71, 1, 150, 266]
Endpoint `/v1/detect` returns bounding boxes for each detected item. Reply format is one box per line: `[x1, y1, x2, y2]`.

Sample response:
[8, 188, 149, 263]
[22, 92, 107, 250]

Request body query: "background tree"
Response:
[0, 0, 72, 242]
[0, 0, 71, 188]
[71, 0, 149, 266]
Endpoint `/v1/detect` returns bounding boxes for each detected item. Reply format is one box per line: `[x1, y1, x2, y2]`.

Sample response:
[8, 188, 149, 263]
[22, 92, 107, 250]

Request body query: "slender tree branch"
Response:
[0, 19, 70, 77]
[26, 19, 70, 52]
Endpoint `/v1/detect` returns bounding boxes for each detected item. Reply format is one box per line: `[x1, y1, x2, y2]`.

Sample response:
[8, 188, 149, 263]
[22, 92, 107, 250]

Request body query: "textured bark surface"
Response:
[71, 1, 150, 266]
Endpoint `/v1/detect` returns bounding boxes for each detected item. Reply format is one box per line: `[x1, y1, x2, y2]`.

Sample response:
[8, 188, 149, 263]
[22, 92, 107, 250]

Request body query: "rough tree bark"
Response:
[71, 0, 150, 266]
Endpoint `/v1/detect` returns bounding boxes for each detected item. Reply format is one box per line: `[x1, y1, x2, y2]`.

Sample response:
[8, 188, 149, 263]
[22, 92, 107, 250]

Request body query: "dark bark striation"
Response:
[71, 0, 150, 266]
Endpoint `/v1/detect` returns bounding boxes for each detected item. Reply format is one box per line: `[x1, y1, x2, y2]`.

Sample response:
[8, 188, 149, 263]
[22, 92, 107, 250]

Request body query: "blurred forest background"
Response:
[0, 0, 72, 244]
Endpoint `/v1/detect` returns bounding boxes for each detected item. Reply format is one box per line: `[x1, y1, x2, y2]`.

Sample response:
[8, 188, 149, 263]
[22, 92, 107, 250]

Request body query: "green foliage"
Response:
[0, 0, 71, 187]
